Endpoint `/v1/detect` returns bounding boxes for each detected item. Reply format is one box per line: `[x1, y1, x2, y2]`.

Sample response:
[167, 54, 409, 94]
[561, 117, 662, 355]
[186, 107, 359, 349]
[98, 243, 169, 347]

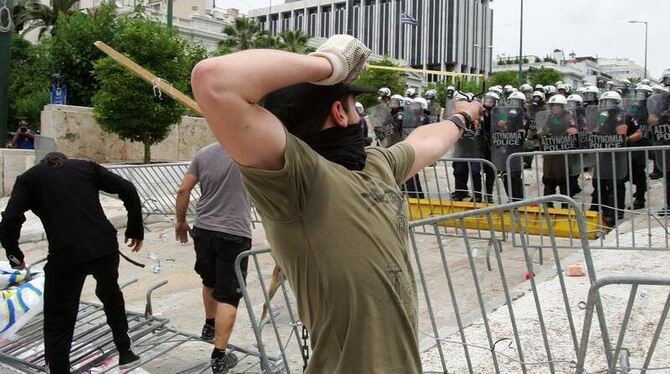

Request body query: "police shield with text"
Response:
[648, 67, 670, 215]
[586, 91, 636, 226]
[367, 100, 396, 148]
[536, 95, 580, 206]
[491, 91, 526, 201]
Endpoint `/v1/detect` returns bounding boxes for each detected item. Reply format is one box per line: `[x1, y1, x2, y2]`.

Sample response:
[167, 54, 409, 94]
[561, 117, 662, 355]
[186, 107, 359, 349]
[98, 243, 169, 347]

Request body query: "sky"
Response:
[489, 0, 670, 79]
[224, 0, 669, 79]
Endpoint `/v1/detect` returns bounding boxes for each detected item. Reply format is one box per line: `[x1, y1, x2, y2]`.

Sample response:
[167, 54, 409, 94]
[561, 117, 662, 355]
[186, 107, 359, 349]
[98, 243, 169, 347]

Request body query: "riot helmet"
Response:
[535, 84, 545, 93]
[483, 91, 500, 110]
[531, 91, 546, 106]
[390, 94, 403, 110]
[605, 81, 615, 91]
[424, 89, 437, 100]
[507, 91, 526, 108]
[355, 102, 365, 116]
[519, 83, 533, 94]
[582, 86, 600, 104]
[599, 91, 622, 109]
[405, 88, 417, 99]
[634, 84, 653, 101]
[378, 87, 391, 100]
[547, 94, 567, 114]
[566, 94, 583, 110]
[661, 68, 670, 87]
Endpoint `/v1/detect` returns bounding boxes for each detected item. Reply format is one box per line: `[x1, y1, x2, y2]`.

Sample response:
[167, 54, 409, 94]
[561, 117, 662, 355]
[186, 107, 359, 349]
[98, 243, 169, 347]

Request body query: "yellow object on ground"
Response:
[408, 198, 602, 240]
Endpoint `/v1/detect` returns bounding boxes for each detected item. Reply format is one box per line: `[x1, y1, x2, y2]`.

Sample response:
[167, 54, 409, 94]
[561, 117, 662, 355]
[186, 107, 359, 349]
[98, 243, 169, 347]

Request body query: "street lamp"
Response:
[628, 20, 648, 79]
[518, 0, 524, 84]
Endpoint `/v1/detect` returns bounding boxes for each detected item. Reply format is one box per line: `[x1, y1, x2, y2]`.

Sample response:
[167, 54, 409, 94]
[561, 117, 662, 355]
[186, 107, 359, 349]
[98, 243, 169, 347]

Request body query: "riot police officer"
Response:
[491, 91, 526, 201]
[424, 89, 441, 123]
[378, 87, 392, 105]
[523, 91, 547, 169]
[626, 84, 653, 208]
[588, 91, 638, 226]
[582, 86, 600, 107]
[648, 68, 670, 214]
[537, 95, 579, 206]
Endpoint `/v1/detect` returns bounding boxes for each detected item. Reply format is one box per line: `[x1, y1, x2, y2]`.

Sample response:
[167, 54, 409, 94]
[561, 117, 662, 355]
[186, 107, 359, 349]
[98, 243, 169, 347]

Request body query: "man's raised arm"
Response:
[191, 36, 370, 171]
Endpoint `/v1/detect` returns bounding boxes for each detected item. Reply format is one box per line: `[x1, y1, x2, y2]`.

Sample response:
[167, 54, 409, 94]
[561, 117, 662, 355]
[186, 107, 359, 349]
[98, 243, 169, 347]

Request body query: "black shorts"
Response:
[191, 227, 251, 307]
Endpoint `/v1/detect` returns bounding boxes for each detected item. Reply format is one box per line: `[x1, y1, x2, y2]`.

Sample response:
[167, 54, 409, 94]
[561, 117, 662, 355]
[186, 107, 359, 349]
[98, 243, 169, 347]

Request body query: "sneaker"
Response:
[118, 349, 140, 369]
[201, 323, 215, 341]
[650, 171, 663, 180]
[212, 352, 238, 374]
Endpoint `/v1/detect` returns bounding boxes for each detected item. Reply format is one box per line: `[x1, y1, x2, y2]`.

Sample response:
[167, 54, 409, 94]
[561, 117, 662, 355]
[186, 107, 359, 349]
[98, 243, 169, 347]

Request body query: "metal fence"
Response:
[234, 195, 670, 373]
[506, 145, 670, 251]
[106, 162, 263, 224]
[576, 276, 670, 374]
[234, 248, 304, 373]
[405, 157, 504, 242]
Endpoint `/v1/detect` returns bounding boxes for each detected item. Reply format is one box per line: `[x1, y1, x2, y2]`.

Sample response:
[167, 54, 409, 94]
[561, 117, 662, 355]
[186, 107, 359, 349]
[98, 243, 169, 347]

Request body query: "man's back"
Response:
[189, 143, 251, 239]
[3, 159, 142, 263]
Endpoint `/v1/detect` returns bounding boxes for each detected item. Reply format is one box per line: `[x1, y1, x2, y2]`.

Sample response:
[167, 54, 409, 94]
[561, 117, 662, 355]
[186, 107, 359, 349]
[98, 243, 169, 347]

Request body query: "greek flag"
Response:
[401, 13, 419, 26]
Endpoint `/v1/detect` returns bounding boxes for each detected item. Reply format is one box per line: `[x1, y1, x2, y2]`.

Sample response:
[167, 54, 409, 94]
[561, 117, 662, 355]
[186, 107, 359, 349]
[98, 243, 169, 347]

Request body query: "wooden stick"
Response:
[94, 41, 202, 115]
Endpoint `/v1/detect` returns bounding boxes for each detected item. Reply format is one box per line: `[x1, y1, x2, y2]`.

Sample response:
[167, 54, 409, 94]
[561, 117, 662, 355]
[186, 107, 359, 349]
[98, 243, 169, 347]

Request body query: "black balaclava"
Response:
[301, 123, 367, 171]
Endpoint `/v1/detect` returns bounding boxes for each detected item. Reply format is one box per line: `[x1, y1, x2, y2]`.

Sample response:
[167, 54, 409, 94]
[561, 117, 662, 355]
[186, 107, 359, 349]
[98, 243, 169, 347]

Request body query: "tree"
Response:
[219, 16, 268, 52]
[93, 14, 204, 163]
[49, 2, 118, 106]
[278, 30, 309, 53]
[8, 34, 51, 128]
[489, 71, 520, 89]
[353, 57, 406, 108]
[15, 0, 80, 39]
[527, 67, 563, 87]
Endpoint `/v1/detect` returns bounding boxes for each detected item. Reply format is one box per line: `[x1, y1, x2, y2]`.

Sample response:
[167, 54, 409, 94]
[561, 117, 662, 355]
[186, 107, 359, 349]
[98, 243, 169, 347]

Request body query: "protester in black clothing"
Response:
[0, 152, 144, 373]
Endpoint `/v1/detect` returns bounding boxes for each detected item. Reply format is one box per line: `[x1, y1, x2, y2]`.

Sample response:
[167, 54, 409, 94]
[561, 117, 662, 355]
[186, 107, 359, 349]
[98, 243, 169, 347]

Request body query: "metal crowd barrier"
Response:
[576, 276, 670, 374]
[106, 162, 263, 224]
[403, 157, 505, 242]
[506, 145, 670, 251]
[0, 281, 273, 373]
[233, 195, 670, 373]
[234, 248, 304, 373]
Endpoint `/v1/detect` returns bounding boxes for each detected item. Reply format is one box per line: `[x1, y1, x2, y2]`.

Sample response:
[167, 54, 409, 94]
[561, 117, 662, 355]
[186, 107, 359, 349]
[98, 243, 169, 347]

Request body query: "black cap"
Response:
[264, 83, 376, 139]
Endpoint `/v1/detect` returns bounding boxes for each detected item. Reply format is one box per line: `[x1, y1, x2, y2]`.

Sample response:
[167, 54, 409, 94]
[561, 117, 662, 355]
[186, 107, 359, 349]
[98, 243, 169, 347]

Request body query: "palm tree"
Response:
[220, 17, 268, 51]
[278, 30, 309, 54]
[15, 0, 79, 39]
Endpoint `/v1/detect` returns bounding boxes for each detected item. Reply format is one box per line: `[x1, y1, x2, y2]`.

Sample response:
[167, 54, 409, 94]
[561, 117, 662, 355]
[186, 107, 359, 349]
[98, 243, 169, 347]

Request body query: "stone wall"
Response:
[40, 104, 215, 163]
[0, 149, 36, 196]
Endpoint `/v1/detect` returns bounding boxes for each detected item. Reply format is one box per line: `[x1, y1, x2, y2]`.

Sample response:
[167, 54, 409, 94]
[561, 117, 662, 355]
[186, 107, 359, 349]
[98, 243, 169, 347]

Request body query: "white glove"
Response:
[309, 34, 372, 86]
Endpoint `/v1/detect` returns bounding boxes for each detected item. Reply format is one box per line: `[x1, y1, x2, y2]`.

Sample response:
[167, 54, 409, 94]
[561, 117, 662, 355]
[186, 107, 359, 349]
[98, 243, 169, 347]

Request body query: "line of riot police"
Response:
[358, 67, 670, 227]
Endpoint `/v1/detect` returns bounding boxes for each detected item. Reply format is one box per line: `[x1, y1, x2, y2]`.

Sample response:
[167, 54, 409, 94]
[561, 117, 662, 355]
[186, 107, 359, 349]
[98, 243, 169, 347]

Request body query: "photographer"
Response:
[11, 120, 35, 150]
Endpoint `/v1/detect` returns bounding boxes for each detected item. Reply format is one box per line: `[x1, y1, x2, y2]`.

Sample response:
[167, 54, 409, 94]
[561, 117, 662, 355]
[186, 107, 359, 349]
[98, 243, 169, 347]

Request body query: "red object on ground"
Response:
[525, 272, 535, 280]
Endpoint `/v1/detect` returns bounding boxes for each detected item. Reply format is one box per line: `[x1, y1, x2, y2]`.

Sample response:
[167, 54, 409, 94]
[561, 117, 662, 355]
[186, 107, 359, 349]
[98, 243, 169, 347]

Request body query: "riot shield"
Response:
[536, 110, 580, 178]
[366, 104, 396, 147]
[648, 93, 670, 170]
[622, 98, 635, 115]
[490, 106, 525, 172]
[427, 101, 442, 124]
[584, 106, 628, 180]
[401, 102, 422, 139]
[442, 99, 455, 120]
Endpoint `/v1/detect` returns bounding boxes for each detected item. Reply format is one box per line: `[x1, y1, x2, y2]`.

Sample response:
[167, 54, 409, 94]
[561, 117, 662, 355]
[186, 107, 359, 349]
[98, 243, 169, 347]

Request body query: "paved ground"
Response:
[1, 156, 669, 373]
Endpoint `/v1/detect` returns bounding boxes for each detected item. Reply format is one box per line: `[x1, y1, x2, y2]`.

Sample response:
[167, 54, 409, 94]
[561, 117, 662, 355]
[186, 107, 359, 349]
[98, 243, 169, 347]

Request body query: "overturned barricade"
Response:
[0, 279, 278, 373]
[236, 195, 670, 373]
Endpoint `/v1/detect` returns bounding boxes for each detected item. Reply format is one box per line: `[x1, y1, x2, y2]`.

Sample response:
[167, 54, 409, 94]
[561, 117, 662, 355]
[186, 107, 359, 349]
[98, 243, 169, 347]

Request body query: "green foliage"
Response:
[353, 57, 406, 108]
[15, 0, 80, 39]
[8, 34, 51, 128]
[219, 16, 268, 52]
[92, 14, 202, 162]
[489, 71, 520, 89]
[277, 30, 309, 53]
[527, 67, 563, 87]
[50, 2, 119, 106]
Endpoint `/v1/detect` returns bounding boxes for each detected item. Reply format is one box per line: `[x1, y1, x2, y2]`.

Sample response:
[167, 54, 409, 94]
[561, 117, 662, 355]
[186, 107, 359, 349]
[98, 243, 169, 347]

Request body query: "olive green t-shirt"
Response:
[238, 131, 421, 373]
